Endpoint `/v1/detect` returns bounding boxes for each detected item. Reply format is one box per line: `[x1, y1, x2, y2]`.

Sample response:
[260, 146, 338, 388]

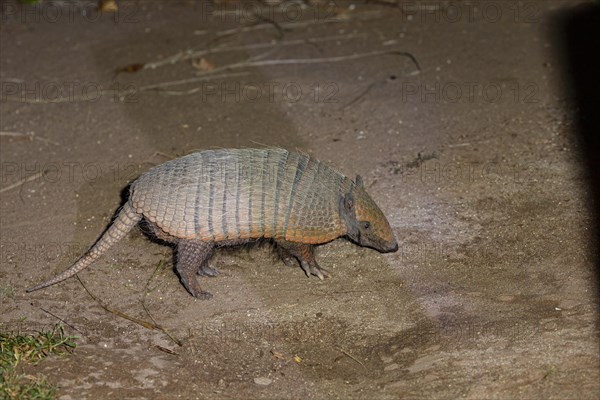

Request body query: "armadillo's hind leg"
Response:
[276, 241, 330, 280]
[176, 240, 215, 299]
[198, 263, 219, 277]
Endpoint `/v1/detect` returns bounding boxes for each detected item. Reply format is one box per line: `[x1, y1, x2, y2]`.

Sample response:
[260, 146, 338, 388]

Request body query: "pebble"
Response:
[380, 354, 394, 363]
[384, 363, 399, 371]
[558, 299, 580, 309]
[254, 377, 272, 386]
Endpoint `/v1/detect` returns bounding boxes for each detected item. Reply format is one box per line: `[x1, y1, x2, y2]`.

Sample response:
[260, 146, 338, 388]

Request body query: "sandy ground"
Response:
[1, 1, 599, 399]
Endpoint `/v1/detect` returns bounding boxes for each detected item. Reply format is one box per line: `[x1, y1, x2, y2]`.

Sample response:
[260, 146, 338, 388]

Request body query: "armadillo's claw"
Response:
[300, 261, 311, 277]
[311, 265, 330, 280]
[182, 278, 213, 300]
[277, 242, 329, 280]
[300, 261, 330, 280]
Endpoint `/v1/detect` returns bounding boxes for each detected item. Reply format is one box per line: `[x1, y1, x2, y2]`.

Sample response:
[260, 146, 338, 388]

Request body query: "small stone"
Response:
[254, 377, 272, 386]
[498, 294, 514, 302]
[380, 354, 394, 363]
[384, 363, 399, 371]
[558, 299, 579, 310]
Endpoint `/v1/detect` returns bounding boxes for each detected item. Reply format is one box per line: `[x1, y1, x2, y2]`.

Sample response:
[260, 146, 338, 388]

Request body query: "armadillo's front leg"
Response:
[276, 241, 330, 280]
[277, 246, 297, 268]
[176, 240, 215, 299]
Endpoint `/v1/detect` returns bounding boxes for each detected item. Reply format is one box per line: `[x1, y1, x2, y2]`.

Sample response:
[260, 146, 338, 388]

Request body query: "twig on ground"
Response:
[0, 170, 45, 194]
[144, 259, 168, 294]
[141, 301, 182, 347]
[340, 82, 379, 110]
[155, 345, 178, 355]
[334, 346, 365, 367]
[143, 34, 364, 70]
[4, 48, 418, 104]
[194, 50, 421, 76]
[77, 275, 182, 346]
[39, 307, 84, 334]
[211, 9, 384, 41]
[0, 131, 59, 145]
[77, 276, 159, 331]
[136, 71, 250, 95]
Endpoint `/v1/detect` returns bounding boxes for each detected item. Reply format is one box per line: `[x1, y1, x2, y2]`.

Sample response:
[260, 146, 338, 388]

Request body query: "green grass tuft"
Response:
[0, 324, 77, 400]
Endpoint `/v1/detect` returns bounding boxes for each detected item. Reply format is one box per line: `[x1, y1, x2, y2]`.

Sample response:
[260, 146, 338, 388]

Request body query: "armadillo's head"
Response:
[340, 175, 398, 253]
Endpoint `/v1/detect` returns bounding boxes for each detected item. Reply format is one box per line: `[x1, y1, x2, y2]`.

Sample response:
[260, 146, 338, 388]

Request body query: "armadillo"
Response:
[27, 148, 398, 299]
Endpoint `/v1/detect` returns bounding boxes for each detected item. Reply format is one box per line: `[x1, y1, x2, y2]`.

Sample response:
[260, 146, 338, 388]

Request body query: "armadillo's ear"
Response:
[341, 190, 359, 241]
[355, 175, 364, 187]
[344, 192, 354, 213]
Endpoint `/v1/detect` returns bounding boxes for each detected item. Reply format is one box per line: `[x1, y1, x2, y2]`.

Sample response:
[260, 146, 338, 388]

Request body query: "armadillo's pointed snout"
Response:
[372, 238, 399, 253]
[382, 239, 398, 253]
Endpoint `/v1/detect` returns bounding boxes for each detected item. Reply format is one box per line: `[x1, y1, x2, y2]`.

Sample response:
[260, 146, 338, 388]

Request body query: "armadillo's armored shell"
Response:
[130, 149, 352, 244]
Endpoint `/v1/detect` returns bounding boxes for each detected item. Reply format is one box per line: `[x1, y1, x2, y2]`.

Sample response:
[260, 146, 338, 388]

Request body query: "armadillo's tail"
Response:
[26, 202, 142, 293]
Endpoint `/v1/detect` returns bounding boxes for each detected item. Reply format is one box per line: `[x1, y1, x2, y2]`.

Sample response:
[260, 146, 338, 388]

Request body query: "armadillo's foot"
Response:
[189, 285, 213, 300]
[177, 272, 213, 299]
[198, 264, 219, 277]
[180, 273, 214, 299]
[176, 240, 216, 299]
[299, 261, 330, 280]
[276, 241, 329, 280]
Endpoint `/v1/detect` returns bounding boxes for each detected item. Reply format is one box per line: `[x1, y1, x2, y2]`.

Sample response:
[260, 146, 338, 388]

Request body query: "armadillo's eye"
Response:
[363, 222, 370, 230]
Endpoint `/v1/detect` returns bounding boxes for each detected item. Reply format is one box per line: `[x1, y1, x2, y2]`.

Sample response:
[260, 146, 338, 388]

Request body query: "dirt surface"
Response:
[1, 1, 599, 399]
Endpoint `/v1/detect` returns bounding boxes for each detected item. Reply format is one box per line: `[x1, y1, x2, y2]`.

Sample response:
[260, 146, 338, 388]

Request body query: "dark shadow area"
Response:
[555, 3, 600, 311]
